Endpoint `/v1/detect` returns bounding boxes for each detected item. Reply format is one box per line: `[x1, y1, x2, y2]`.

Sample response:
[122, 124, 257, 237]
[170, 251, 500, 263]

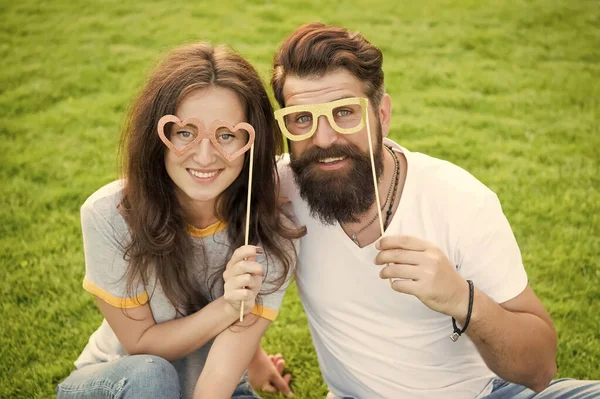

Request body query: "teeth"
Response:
[319, 157, 345, 163]
[190, 169, 218, 178]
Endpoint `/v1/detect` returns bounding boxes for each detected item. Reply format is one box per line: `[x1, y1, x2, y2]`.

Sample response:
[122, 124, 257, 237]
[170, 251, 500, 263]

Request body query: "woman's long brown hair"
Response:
[119, 43, 305, 314]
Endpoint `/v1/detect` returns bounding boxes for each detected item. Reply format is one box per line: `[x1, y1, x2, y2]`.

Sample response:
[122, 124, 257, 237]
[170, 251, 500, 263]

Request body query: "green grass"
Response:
[1, 0, 599, 397]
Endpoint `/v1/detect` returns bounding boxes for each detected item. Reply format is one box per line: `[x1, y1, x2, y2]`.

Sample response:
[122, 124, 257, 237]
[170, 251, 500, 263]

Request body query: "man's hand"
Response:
[375, 235, 469, 320]
[248, 348, 294, 397]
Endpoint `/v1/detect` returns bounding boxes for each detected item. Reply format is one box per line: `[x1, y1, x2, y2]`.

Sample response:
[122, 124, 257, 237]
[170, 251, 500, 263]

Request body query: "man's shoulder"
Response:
[405, 148, 496, 203]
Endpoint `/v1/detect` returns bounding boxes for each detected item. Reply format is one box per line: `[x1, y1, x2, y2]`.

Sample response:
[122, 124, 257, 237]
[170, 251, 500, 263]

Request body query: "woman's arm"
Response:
[96, 296, 239, 361]
[193, 315, 270, 398]
[97, 245, 264, 361]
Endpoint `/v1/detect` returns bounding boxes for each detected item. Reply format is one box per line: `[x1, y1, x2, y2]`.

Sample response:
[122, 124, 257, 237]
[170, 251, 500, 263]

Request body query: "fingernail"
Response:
[375, 240, 381, 249]
[255, 247, 264, 254]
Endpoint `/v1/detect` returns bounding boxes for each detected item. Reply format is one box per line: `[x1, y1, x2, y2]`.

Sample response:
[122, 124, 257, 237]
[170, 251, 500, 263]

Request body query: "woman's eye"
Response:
[177, 131, 192, 138]
[218, 133, 234, 141]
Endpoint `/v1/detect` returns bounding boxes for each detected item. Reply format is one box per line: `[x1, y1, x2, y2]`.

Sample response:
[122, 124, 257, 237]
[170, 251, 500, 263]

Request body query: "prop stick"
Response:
[365, 109, 385, 236]
[365, 109, 393, 286]
[240, 143, 255, 322]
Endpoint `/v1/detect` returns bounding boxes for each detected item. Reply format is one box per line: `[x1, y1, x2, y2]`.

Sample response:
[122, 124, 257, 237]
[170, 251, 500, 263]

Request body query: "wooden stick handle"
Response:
[240, 144, 255, 322]
[365, 106, 392, 286]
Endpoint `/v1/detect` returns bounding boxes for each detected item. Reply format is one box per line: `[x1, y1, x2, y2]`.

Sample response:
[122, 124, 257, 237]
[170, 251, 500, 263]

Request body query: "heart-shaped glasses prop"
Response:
[158, 115, 256, 321]
[275, 98, 393, 284]
[158, 115, 255, 162]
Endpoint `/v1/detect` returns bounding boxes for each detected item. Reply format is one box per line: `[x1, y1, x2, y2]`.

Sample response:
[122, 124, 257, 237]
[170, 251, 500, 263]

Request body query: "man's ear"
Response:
[378, 93, 392, 138]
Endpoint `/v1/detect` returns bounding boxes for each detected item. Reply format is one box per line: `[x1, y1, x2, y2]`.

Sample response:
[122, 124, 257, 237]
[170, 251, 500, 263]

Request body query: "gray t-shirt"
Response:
[75, 180, 295, 398]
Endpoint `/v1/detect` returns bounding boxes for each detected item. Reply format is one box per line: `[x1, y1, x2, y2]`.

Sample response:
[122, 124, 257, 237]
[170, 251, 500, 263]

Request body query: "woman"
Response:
[57, 42, 304, 398]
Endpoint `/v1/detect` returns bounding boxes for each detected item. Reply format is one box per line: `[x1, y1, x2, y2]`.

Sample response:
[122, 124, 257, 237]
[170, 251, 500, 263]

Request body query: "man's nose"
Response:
[311, 115, 338, 149]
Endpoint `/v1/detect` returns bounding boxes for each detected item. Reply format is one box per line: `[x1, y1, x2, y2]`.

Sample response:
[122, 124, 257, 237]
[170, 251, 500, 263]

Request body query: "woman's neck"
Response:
[177, 192, 219, 229]
[188, 211, 219, 230]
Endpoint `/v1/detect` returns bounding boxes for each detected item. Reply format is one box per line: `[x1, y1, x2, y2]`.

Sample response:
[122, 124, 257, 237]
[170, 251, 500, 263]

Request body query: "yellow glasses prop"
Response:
[274, 97, 368, 141]
[157, 115, 256, 322]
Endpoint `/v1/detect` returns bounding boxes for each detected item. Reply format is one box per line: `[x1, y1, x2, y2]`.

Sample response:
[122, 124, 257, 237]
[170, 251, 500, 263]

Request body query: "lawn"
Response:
[1, 0, 599, 398]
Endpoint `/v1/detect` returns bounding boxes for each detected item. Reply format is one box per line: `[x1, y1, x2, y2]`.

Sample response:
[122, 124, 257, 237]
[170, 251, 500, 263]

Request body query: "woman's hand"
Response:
[223, 245, 264, 318]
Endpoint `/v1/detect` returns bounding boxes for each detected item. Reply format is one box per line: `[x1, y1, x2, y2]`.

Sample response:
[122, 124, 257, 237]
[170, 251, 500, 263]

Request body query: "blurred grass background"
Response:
[1, 0, 599, 397]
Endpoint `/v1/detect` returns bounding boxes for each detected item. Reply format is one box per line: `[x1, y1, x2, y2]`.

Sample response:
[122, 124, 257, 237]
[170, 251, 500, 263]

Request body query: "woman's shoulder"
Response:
[80, 180, 127, 228]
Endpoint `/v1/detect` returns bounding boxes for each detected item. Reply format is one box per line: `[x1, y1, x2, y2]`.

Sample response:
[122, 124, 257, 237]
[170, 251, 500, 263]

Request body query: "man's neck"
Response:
[340, 146, 408, 248]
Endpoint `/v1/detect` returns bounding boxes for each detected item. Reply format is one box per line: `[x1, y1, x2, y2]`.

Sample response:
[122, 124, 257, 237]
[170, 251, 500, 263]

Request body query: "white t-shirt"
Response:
[278, 139, 528, 399]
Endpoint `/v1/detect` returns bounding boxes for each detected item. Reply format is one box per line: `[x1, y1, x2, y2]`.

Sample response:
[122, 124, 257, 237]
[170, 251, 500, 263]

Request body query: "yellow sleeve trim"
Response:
[83, 278, 148, 309]
[250, 304, 279, 321]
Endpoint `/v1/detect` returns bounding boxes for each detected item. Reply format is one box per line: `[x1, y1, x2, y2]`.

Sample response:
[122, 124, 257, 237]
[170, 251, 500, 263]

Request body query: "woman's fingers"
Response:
[224, 273, 262, 293]
[227, 245, 263, 269]
[223, 260, 264, 281]
[224, 288, 255, 303]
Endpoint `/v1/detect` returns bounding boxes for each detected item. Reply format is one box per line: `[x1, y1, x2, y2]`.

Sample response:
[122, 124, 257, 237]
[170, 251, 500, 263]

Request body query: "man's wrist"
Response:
[449, 279, 472, 323]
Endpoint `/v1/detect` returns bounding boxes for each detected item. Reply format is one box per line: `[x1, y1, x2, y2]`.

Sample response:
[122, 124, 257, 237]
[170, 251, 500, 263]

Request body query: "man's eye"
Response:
[296, 114, 312, 123]
[336, 109, 352, 117]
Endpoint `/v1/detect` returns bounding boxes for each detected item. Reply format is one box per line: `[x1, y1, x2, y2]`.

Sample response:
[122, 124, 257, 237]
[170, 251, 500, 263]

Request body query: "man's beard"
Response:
[290, 129, 384, 225]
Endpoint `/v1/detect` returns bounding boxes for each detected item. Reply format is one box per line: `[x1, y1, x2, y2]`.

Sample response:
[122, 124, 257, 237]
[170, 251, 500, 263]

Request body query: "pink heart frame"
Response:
[157, 114, 255, 162]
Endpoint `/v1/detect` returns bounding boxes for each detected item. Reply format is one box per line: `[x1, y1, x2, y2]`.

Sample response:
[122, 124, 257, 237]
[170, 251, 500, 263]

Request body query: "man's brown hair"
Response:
[271, 22, 384, 108]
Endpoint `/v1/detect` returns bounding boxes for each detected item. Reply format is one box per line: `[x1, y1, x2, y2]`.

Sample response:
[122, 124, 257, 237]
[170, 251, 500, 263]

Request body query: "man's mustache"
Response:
[292, 144, 365, 166]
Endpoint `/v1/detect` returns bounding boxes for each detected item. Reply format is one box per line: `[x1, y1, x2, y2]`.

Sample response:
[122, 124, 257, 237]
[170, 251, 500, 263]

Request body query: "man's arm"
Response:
[376, 235, 557, 392]
[455, 283, 557, 391]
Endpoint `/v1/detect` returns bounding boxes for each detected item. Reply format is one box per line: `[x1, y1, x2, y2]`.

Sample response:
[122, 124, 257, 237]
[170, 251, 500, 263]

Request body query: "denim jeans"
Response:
[327, 378, 600, 399]
[56, 354, 261, 398]
[482, 378, 600, 399]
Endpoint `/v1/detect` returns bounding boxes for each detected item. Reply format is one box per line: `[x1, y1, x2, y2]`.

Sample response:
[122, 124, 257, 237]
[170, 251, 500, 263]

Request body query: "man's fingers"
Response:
[374, 248, 424, 266]
[376, 235, 429, 251]
[379, 264, 422, 281]
[271, 372, 293, 397]
[262, 383, 277, 393]
[272, 353, 283, 362]
[275, 358, 285, 373]
[390, 278, 419, 295]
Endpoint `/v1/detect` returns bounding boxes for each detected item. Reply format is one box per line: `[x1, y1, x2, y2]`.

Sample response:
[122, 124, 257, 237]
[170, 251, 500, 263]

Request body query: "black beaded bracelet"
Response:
[450, 279, 474, 342]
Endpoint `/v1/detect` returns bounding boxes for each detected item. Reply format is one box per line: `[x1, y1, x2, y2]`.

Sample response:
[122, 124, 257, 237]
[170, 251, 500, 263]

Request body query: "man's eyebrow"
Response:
[287, 95, 357, 107]
[332, 95, 355, 101]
